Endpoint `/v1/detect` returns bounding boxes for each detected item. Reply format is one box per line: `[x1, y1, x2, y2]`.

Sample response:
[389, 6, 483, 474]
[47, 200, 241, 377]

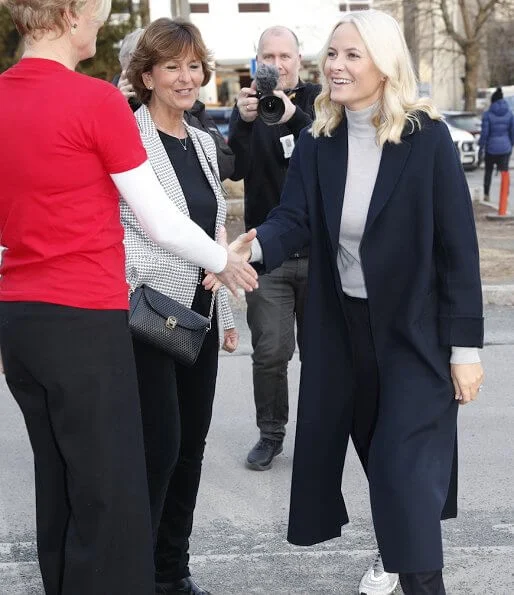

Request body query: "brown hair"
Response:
[127, 18, 213, 105]
[6, 0, 110, 39]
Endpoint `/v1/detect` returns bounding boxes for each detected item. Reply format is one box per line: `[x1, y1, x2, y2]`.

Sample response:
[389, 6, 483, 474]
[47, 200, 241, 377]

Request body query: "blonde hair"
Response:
[6, 0, 111, 39]
[312, 9, 440, 145]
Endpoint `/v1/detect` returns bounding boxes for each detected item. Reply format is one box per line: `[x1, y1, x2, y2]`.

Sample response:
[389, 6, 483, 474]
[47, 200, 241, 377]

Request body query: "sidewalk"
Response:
[473, 200, 514, 305]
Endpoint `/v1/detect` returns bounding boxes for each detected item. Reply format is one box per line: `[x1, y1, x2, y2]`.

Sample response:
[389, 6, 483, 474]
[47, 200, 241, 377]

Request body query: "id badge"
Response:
[280, 134, 295, 159]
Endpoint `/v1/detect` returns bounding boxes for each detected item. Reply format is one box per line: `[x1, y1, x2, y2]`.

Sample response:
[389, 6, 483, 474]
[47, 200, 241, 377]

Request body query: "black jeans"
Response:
[245, 257, 308, 441]
[483, 152, 510, 195]
[0, 302, 154, 595]
[132, 285, 219, 584]
[343, 294, 446, 595]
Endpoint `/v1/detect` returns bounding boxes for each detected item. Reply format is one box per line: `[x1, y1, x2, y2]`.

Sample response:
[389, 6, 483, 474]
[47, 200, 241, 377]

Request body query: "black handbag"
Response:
[128, 284, 215, 367]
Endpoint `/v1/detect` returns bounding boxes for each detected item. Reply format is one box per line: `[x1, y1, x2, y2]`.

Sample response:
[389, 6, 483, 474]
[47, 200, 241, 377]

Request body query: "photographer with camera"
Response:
[229, 26, 321, 471]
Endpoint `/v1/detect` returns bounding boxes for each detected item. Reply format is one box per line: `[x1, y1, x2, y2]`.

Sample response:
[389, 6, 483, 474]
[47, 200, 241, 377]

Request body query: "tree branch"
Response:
[438, 0, 468, 47]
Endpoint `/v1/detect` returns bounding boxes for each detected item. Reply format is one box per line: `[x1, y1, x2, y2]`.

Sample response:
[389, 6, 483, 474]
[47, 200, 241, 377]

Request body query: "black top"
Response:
[158, 130, 217, 240]
[228, 80, 321, 239]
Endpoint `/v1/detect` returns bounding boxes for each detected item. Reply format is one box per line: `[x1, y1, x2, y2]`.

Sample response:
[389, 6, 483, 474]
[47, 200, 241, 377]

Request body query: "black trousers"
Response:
[132, 285, 219, 584]
[0, 302, 154, 595]
[483, 152, 510, 195]
[343, 294, 446, 595]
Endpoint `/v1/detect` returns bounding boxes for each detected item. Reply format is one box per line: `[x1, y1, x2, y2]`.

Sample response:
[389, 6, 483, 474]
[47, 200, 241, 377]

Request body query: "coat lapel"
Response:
[317, 120, 348, 256]
[363, 137, 411, 236]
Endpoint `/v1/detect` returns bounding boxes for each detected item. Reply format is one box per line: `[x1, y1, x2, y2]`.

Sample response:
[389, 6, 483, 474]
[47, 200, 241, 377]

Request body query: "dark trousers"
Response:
[0, 302, 154, 595]
[132, 286, 219, 584]
[245, 257, 308, 441]
[483, 152, 510, 195]
[343, 294, 446, 595]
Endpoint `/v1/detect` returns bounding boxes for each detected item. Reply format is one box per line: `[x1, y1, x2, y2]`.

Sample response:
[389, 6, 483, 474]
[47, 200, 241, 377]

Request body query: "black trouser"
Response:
[132, 285, 219, 584]
[483, 152, 510, 195]
[343, 294, 446, 595]
[0, 302, 154, 595]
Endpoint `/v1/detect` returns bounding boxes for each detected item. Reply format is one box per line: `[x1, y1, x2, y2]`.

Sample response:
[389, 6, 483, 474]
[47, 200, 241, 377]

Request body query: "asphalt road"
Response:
[1, 303, 513, 594]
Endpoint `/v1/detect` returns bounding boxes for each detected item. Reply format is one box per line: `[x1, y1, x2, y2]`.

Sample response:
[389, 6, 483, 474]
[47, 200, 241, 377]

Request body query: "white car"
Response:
[445, 122, 479, 170]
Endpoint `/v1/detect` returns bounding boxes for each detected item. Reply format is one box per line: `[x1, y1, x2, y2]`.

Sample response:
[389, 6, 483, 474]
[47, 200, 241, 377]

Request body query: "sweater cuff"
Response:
[450, 346, 481, 364]
[250, 237, 264, 263]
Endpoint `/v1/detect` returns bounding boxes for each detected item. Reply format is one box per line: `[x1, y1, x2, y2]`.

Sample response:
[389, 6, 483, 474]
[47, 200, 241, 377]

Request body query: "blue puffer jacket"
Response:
[479, 99, 514, 155]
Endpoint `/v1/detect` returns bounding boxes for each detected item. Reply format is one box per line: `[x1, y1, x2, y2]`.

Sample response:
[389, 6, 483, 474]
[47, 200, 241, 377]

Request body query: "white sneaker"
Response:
[358, 552, 399, 595]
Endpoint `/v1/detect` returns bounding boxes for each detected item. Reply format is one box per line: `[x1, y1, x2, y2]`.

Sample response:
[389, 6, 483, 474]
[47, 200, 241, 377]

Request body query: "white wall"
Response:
[149, 0, 369, 63]
[149, 0, 172, 20]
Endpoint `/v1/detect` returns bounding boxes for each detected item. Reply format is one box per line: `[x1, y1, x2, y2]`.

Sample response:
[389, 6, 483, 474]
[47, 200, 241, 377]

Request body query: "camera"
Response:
[253, 63, 285, 125]
[255, 91, 285, 125]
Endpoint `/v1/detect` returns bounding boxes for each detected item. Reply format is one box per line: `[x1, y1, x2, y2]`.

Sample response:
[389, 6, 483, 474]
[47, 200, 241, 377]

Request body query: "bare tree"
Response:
[434, 0, 506, 110]
[403, 0, 419, 76]
[139, 0, 150, 26]
[486, 3, 514, 86]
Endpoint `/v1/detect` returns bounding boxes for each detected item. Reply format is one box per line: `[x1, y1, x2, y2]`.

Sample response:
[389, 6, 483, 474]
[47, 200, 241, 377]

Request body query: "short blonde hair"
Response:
[6, 0, 111, 39]
[312, 9, 440, 145]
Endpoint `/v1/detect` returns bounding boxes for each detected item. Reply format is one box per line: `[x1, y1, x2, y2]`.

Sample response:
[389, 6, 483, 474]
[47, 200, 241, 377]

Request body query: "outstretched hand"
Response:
[228, 228, 257, 262]
[203, 227, 258, 296]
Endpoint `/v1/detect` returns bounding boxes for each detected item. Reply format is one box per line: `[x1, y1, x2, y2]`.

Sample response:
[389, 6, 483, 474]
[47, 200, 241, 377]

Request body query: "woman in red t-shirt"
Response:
[0, 2, 256, 594]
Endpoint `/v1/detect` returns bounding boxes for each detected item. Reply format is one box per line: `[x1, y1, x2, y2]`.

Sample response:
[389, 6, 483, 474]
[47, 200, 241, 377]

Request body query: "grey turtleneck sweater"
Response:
[337, 103, 381, 298]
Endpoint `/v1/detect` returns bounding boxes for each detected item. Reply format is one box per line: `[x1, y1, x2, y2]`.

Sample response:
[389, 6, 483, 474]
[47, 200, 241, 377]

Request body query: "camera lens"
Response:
[257, 94, 285, 125]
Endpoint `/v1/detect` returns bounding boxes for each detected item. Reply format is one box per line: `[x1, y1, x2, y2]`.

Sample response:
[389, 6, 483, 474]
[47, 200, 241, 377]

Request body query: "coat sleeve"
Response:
[227, 108, 253, 181]
[479, 112, 489, 151]
[255, 130, 311, 273]
[433, 122, 484, 347]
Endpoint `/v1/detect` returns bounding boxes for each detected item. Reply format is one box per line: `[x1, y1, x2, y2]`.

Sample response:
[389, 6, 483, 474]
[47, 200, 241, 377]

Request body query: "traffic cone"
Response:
[498, 171, 510, 216]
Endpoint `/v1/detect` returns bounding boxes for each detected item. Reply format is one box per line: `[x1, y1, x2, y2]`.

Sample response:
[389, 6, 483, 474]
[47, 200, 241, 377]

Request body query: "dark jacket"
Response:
[186, 101, 235, 181]
[479, 98, 514, 155]
[255, 114, 483, 573]
[228, 81, 321, 231]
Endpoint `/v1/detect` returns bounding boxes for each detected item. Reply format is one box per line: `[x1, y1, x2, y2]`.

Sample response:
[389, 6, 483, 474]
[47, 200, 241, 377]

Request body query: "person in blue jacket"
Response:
[479, 87, 514, 201]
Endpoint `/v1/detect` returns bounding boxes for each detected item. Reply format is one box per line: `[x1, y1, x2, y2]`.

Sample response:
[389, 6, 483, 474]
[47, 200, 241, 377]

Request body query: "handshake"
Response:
[202, 227, 258, 296]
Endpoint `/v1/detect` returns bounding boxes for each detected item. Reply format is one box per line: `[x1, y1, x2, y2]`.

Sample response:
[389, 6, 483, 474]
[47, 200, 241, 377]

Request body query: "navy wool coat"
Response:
[255, 115, 484, 574]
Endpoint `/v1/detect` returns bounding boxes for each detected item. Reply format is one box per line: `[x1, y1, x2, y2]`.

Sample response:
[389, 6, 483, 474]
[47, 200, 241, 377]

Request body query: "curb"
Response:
[482, 285, 514, 306]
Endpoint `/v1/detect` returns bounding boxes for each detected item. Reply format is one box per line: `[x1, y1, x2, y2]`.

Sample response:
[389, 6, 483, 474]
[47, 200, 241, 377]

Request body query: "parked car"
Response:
[442, 110, 482, 141]
[206, 107, 233, 141]
[445, 122, 479, 170]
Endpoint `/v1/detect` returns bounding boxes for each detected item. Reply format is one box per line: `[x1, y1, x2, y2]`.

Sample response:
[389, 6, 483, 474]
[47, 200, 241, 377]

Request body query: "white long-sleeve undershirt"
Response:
[111, 161, 227, 274]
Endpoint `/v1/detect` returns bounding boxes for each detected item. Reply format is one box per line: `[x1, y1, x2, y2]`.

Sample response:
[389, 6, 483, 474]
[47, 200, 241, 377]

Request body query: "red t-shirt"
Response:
[0, 58, 147, 309]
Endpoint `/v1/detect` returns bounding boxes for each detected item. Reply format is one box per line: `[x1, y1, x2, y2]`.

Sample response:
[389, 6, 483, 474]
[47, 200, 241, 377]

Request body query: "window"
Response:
[190, 3, 209, 12]
[238, 3, 270, 12]
[339, 2, 370, 11]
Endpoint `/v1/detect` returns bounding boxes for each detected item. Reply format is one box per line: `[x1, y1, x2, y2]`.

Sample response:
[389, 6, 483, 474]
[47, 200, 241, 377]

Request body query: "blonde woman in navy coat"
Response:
[223, 9, 484, 595]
